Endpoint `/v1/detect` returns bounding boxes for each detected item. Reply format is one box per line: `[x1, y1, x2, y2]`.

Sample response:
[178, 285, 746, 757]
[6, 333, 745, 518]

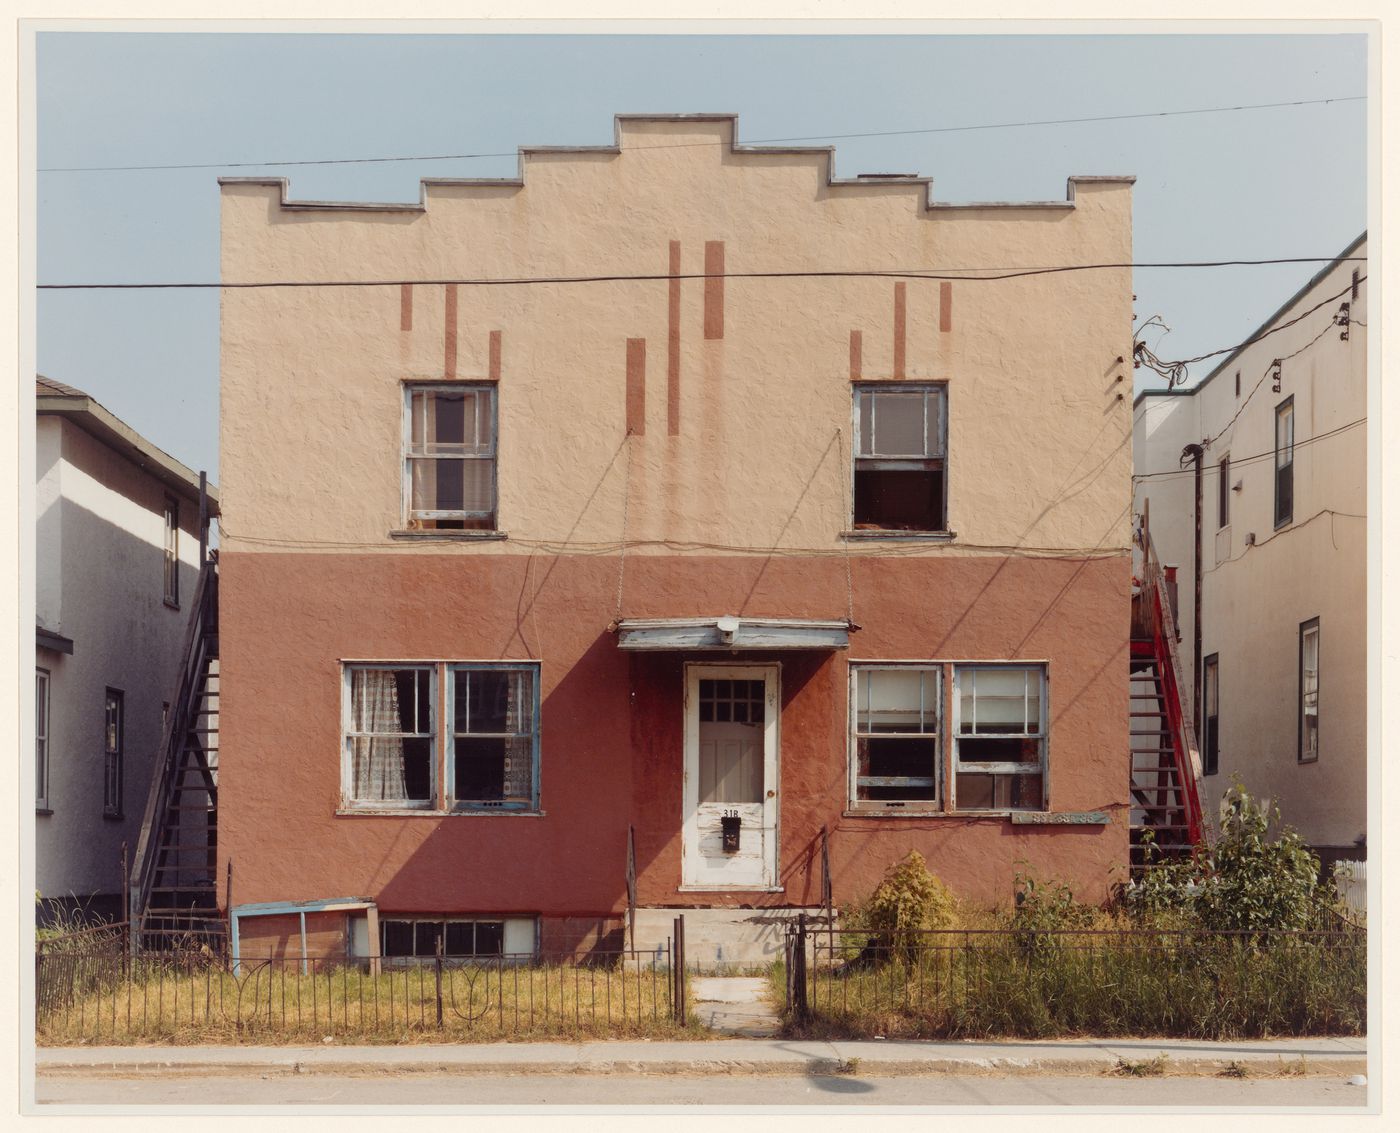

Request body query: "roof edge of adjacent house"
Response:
[36, 378, 219, 512]
[1133, 231, 1367, 411]
[217, 112, 1134, 215]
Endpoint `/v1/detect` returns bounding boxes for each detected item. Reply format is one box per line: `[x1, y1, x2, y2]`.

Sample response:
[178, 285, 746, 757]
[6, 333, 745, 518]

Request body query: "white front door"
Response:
[682, 664, 779, 890]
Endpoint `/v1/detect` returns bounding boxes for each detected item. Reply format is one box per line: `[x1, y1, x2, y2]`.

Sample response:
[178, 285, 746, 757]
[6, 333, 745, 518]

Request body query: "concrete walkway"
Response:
[690, 976, 782, 1037]
[36, 1036, 1366, 1080]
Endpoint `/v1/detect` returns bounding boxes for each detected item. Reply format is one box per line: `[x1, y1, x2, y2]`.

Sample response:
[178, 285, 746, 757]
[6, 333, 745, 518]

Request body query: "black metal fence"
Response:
[784, 921, 1366, 1039]
[37, 938, 686, 1044]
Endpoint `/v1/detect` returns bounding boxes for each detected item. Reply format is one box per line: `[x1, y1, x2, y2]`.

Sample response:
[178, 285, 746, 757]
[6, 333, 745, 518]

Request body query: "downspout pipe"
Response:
[1182, 443, 1204, 733]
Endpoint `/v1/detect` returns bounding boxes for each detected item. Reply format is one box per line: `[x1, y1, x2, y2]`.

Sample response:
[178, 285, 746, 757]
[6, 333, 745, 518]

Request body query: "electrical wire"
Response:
[35, 257, 1368, 291]
[1202, 508, 1365, 575]
[216, 525, 1129, 560]
[37, 95, 1366, 174]
[1132, 417, 1366, 483]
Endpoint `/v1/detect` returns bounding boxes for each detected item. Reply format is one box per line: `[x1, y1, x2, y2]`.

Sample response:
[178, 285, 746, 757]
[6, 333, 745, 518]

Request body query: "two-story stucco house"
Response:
[35, 376, 216, 922]
[1134, 236, 1366, 878]
[217, 115, 1136, 963]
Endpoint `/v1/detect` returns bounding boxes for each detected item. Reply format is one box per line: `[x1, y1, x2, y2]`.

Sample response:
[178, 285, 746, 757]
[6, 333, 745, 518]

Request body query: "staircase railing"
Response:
[1135, 515, 1206, 847]
[128, 557, 218, 949]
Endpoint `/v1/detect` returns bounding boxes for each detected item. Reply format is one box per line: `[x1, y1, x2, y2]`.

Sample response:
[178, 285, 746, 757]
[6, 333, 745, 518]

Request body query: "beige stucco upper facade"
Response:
[221, 115, 1134, 558]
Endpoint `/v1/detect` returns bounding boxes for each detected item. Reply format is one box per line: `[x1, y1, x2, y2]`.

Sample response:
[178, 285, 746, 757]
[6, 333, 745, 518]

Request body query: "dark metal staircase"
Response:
[129, 554, 224, 949]
[1130, 514, 1206, 874]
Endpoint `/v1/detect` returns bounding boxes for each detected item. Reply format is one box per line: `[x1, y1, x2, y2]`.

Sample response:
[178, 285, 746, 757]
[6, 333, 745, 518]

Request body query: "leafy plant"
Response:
[1123, 782, 1324, 933]
[844, 850, 957, 966]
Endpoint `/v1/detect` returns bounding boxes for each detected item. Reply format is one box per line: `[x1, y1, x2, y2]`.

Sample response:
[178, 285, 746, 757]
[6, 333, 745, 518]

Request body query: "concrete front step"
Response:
[630, 907, 827, 970]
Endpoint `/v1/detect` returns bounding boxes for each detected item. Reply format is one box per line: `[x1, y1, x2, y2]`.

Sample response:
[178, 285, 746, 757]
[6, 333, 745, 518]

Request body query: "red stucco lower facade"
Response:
[219, 550, 1129, 955]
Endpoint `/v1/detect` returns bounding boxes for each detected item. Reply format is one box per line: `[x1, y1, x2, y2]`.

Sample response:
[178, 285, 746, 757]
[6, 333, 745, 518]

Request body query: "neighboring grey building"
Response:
[35, 376, 217, 921]
[1132, 236, 1366, 870]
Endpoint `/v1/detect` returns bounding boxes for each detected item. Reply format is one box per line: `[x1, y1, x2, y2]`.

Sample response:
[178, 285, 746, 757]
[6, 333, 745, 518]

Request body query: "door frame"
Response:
[680, 661, 781, 891]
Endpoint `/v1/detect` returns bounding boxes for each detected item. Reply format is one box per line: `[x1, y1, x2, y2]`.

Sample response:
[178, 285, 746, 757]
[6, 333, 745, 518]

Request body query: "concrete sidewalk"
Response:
[37, 1036, 1366, 1079]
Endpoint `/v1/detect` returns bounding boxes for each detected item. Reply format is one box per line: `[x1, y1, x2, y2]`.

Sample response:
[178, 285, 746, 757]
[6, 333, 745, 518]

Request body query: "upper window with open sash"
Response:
[404, 385, 496, 531]
[853, 384, 947, 532]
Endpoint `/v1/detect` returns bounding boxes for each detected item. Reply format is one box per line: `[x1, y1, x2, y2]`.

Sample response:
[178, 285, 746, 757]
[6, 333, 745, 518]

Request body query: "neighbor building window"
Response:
[849, 665, 941, 810]
[380, 918, 506, 961]
[342, 666, 436, 808]
[103, 688, 124, 818]
[163, 496, 180, 607]
[36, 669, 50, 811]
[1202, 654, 1219, 776]
[1275, 398, 1294, 527]
[1299, 618, 1320, 763]
[404, 385, 496, 531]
[953, 666, 1046, 811]
[1217, 457, 1230, 529]
[449, 664, 540, 810]
[852, 384, 947, 531]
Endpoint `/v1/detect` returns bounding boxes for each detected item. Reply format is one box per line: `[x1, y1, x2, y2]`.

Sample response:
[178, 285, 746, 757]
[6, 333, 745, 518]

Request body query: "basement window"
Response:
[953, 666, 1046, 811]
[404, 385, 496, 531]
[850, 665, 941, 810]
[380, 918, 506, 961]
[449, 664, 540, 811]
[852, 384, 947, 532]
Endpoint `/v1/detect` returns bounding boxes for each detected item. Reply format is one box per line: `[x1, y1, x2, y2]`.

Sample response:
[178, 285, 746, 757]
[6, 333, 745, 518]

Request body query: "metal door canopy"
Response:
[614, 617, 852, 651]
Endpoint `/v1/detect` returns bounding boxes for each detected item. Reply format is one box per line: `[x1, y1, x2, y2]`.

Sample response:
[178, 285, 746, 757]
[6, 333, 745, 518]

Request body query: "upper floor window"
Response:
[1299, 618, 1320, 763]
[1275, 398, 1294, 528]
[36, 669, 50, 811]
[1217, 456, 1230, 529]
[953, 665, 1046, 811]
[163, 496, 180, 607]
[103, 688, 124, 819]
[849, 665, 942, 811]
[404, 385, 496, 531]
[852, 384, 947, 532]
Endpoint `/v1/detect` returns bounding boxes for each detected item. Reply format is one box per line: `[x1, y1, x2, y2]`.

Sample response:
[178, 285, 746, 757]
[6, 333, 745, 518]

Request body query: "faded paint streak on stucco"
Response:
[668, 241, 682, 436]
[489, 330, 502, 382]
[893, 282, 907, 378]
[940, 281, 953, 333]
[400, 284, 413, 332]
[849, 330, 862, 380]
[626, 338, 646, 436]
[443, 285, 458, 378]
[704, 241, 724, 340]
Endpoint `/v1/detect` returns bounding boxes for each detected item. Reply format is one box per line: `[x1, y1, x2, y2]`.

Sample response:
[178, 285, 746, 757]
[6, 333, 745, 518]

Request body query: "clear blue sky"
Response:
[35, 30, 1368, 481]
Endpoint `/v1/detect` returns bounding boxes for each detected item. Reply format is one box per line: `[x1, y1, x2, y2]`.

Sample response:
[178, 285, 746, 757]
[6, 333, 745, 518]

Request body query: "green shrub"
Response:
[844, 851, 957, 965]
[1124, 783, 1322, 932]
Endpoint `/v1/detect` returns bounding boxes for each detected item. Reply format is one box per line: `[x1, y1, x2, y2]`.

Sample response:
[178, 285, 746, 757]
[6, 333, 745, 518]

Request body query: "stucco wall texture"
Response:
[219, 116, 1135, 927]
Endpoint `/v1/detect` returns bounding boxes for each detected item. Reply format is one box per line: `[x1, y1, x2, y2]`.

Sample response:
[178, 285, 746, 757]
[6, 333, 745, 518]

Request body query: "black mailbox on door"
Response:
[721, 814, 741, 853]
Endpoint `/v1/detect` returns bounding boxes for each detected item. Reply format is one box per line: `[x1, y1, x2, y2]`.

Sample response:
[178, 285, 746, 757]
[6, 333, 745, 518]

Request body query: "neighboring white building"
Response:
[1132, 235, 1366, 869]
[35, 377, 218, 921]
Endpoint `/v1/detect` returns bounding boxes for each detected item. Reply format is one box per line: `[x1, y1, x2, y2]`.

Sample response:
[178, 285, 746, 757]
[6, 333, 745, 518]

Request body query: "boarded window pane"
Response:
[956, 772, 1043, 810]
[956, 736, 1040, 764]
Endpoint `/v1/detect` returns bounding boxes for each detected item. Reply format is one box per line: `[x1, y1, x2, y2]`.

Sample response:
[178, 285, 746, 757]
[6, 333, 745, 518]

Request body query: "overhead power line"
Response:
[37, 95, 1366, 174]
[35, 256, 1367, 292]
[1132, 417, 1366, 484]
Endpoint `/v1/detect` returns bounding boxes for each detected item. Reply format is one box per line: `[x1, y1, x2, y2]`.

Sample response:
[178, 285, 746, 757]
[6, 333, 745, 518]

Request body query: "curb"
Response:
[36, 1054, 1368, 1080]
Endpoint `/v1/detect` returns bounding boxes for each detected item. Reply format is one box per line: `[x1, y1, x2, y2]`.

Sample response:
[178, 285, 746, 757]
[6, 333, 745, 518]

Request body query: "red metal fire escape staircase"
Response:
[1130, 517, 1207, 872]
[128, 554, 222, 948]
